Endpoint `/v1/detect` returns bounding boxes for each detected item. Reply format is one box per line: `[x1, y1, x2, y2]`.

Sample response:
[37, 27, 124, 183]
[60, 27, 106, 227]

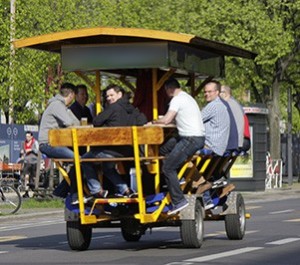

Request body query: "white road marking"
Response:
[284, 218, 300, 222]
[246, 205, 262, 210]
[59, 234, 114, 244]
[0, 220, 64, 232]
[165, 262, 193, 265]
[0, 251, 8, 254]
[185, 247, 264, 262]
[269, 209, 294, 215]
[266, 238, 300, 245]
[205, 230, 259, 238]
[0, 235, 27, 242]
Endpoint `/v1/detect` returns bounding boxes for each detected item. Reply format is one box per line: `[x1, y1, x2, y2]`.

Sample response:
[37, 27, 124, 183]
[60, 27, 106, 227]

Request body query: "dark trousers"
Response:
[161, 136, 205, 205]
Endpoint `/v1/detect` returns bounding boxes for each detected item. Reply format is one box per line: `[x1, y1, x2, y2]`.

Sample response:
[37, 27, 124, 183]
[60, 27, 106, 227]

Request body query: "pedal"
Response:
[219, 184, 235, 198]
[211, 177, 228, 189]
[196, 182, 212, 194]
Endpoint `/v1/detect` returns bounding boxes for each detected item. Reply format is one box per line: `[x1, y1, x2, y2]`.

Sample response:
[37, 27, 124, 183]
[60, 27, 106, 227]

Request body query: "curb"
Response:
[1, 187, 299, 220]
[0, 209, 63, 221]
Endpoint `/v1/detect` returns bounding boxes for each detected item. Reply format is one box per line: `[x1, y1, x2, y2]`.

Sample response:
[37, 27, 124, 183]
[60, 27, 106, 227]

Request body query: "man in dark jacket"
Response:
[71, 85, 147, 204]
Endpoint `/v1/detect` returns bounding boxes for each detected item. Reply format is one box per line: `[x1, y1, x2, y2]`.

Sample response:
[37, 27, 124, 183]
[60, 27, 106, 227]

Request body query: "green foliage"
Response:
[21, 197, 64, 208]
[0, 0, 299, 143]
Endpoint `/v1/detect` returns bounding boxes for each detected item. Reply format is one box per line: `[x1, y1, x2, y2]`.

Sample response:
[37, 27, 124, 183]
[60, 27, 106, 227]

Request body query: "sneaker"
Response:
[53, 180, 70, 199]
[71, 196, 93, 205]
[124, 188, 138, 198]
[115, 188, 137, 198]
[204, 202, 215, 210]
[167, 200, 189, 215]
[92, 190, 109, 199]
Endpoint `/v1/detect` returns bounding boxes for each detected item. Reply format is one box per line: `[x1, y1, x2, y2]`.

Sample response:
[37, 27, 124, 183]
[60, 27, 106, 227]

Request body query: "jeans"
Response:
[39, 143, 74, 198]
[162, 136, 205, 205]
[39, 144, 74, 159]
[82, 149, 129, 195]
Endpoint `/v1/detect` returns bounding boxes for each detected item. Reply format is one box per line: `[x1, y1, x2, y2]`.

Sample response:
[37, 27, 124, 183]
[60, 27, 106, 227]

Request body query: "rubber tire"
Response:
[180, 199, 204, 248]
[120, 219, 143, 242]
[224, 193, 246, 240]
[0, 185, 21, 215]
[66, 221, 92, 251]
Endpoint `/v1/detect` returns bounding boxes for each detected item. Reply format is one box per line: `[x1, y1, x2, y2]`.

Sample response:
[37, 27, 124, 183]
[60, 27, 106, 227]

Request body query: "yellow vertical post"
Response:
[152, 68, 158, 120]
[71, 129, 86, 223]
[132, 126, 146, 222]
[151, 69, 161, 192]
[95, 71, 101, 114]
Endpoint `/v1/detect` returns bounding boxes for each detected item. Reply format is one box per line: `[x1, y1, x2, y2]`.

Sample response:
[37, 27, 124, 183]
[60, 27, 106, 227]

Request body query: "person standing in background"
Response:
[21, 131, 39, 198]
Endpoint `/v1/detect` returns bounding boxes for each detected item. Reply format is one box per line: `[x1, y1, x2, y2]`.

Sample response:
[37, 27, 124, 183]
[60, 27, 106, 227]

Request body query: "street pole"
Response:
[9, 0, 16, 124]
[287, 86, 293, 186]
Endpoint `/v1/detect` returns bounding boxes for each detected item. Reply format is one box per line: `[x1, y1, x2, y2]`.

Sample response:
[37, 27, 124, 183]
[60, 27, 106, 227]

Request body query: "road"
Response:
[0, 196, 299, 265]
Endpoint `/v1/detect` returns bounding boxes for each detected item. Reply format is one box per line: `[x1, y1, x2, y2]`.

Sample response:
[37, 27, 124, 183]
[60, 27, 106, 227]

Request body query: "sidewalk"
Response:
[242, 182, 300, 203]
[1, 183, 299, 220]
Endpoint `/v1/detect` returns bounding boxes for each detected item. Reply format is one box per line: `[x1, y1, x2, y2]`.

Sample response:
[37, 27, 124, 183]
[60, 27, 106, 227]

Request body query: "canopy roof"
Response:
[13, 27, 256, 59]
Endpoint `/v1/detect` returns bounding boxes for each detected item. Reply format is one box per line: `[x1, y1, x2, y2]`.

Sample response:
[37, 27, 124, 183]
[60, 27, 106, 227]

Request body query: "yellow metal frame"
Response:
[58, 126, 206, 225]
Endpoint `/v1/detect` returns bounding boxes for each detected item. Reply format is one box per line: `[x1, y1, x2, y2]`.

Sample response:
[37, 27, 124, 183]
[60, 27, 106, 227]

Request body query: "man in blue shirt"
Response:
[201, 81, 231, 210]
[202, 81, 230, 156]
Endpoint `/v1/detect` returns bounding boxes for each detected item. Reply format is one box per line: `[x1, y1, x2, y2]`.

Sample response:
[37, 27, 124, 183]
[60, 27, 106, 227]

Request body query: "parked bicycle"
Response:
[0, 182, 22, 215]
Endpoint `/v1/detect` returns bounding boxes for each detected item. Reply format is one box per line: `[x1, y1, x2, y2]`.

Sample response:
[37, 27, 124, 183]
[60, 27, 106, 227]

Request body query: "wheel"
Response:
[0, 185, 22, 215]
[66, 221, 92, 250]
[120, 219, 143, 242]
[180, 199, 204, 248]
[224, 193, 246, 240]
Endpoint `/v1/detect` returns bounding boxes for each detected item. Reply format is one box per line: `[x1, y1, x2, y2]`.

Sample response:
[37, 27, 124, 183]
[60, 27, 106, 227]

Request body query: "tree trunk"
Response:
[268, 79, 281, 160]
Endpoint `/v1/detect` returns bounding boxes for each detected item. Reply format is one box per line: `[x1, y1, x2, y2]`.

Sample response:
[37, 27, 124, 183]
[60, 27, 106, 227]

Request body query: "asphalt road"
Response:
[0, 186, 299, 265]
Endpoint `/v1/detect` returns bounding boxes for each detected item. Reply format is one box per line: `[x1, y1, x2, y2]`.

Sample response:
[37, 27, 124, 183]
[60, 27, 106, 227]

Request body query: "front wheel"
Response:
[224, 193, 246, 240]
[66, 221, 92, 251]
[120, 219, 143, 242]
[0, 185, 22, 215]
[180, 199, 204, 248]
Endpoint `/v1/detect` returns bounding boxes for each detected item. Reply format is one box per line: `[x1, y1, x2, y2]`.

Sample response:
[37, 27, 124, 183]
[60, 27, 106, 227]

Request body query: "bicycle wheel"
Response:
[0, 185, 22, 215]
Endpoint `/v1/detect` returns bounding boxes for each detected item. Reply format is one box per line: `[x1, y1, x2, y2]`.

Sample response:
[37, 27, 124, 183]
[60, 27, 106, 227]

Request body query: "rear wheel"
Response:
[120, 219, 143, 242]
[224, 193, 246, 240]
[66, 221, 92, 250]
[0, 185, 22, 215]
[180, 199, 204, 248]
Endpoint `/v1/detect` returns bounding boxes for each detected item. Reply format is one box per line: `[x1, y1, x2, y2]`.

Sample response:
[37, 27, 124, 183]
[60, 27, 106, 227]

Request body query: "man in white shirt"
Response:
[150, 78, 205, 215]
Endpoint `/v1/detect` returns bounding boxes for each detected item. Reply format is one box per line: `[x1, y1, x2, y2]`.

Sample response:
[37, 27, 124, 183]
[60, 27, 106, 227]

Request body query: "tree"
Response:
[1, 0, 300, 163]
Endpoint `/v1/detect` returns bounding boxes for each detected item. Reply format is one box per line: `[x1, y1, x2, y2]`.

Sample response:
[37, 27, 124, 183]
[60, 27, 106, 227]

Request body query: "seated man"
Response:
[200, 81, 231, 209]
[220, 85, 243, 151]
[202, 81, 230, 156]
[38, 83, 95, 200]
[72, 85, 147, 204]
[151, 78, 205, 215]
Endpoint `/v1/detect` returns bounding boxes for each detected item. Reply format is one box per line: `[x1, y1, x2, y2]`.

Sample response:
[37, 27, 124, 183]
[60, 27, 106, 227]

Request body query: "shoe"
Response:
[53, 180, 70, 199]
[22, 191, 30, 198]
[116, 188, 137, 198]
[211, 177, 228, 189]
[124, 188, 138, 198]
[167, 200, 189, 215]
[71, 195, 93, 205]
[92, 190, 109, 199]
[204, 202, 215, 210]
